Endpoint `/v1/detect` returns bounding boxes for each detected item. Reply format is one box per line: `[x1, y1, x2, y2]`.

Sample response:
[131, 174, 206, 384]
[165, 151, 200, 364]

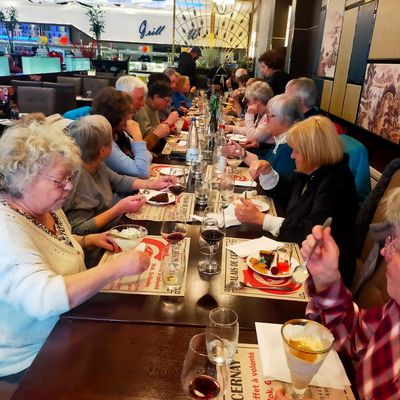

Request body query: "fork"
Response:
[224, 280, 293, 292]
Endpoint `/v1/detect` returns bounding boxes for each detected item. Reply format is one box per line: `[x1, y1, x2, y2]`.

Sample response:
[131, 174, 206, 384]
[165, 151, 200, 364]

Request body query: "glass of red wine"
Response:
[199, 205, 225, 275]
[160, 212, 187, 258]
[181, 333, 228, 400]
[168, 167, 187, 210]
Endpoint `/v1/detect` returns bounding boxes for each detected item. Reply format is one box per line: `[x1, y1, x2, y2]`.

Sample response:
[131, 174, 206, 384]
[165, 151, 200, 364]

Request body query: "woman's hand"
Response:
[300, 225, 341, 292]
[154, 123, 170, 138]
[84, 233, 122, 253]
[125, 120, 143, 142]
[224, 125, 234, 133]
[166, 111, 180, 126]
[249, 160, 271, 179]
[149, 175, 177, 190]
[113, 248, 151, 277]
[245, 139, 260, 149]
[234, 198, 265, 226]
[115, 194, 146, 215]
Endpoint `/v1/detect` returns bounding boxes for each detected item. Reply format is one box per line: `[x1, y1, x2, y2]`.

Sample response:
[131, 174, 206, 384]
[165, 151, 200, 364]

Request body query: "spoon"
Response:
[291, 217, 332, 284]
[225, 280, 293, 292]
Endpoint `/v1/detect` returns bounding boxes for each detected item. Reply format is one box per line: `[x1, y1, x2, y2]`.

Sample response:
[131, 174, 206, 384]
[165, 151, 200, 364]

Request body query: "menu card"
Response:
[99, 235, 190, 296]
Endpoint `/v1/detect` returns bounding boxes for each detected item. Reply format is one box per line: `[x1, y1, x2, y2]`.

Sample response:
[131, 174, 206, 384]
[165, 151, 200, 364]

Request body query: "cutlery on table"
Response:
[224, 280, 293, 292]
[291, 217, 332, 284]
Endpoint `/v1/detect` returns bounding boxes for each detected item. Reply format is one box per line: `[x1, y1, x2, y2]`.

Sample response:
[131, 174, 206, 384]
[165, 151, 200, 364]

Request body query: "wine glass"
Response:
[168, 167, 188, 210]
[199, 205, 225, 275]
[160, 212, 187, 258]
[206, 308, 239, 366]
[181, 333, 228, 400]
[226, 145, 244, 176]
[281, 319, 334, 399]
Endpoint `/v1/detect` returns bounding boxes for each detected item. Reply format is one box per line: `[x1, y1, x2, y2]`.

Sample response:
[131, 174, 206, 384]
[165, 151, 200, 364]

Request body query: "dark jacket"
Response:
[178, 52, 196, 86]
[265, 157, 358, 286]
[265, 70, 290, 95]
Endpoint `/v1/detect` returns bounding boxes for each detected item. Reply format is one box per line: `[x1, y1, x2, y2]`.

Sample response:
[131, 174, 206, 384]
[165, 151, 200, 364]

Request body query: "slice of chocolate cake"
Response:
[149, 192, 169, 203]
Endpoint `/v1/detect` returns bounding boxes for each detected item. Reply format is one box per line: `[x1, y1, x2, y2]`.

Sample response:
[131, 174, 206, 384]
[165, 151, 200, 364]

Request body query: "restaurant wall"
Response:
[309, 0, 400, 170]
[0, 0, 174, 45]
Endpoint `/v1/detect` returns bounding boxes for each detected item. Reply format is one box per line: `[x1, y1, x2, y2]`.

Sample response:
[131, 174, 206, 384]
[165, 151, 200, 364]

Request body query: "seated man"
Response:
[285, 77, 319, 118]
[276, 187, 400, 400]
[134, 80, 179, 155]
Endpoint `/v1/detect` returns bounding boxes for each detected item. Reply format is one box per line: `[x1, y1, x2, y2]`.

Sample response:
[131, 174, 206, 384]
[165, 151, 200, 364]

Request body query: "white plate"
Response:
[246, 252, 299, 278]
[234, 199, 269, 212]
[226, 134, 246, 141]
[158, 167, 186, 176]
[143, 191, 176, 206]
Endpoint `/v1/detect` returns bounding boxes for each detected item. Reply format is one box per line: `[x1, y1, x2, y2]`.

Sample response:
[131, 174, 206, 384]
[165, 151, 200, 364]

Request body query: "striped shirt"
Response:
[306, 278, 400, 400]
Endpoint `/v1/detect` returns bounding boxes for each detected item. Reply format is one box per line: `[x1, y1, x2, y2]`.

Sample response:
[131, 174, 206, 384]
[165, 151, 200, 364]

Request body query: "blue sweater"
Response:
[262, 143, 296, 179]
[171, 92, 191, 116]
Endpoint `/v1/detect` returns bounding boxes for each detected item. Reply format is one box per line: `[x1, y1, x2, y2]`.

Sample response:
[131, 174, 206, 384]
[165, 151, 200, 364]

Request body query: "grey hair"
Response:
[245, 81, 273, 105]
[115, 75, 148, 95]
[0, 120, 81, 198]
[235, 68, 248, 79]
[267, 93, 304, 125]
[384, 188, 400, 228]
[68, 115, 113, 163]
[286, 77, 317, 108]
[163, 67, 178, 79]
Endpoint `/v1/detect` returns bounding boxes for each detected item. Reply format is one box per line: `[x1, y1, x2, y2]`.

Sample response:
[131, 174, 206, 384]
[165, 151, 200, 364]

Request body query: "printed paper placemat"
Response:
[126, 192, 195, 222]
[150, 163, 189, 177]
[226, 343, 355, 400]
[99, 235, 190, 296]
[221, 237, 309, 302]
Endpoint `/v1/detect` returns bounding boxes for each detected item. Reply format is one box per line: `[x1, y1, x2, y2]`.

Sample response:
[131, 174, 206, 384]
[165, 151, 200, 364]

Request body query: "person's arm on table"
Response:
[64, 248, 150, 308]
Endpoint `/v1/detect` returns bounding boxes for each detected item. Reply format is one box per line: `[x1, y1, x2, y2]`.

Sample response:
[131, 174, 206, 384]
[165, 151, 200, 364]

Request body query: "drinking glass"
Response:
[276, 245, 293, 275]
[206, 308, 239, 366]
[226, 145, 244, 176]
[199, 205, 225, 275]
[195, 179, 210, 206]
[219, 173, 234, 208]
[160, 211, 187, 258]
[181, 333, 228, 400]
[281, 319, 334, 399]
[161, 245, 186, 293]
[168, 167, 188, 208]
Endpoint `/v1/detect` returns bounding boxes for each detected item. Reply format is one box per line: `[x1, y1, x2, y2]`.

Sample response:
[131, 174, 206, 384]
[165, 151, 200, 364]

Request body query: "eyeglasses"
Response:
[40, 172, 76, 189]
[161, 96, 172, 104]
[384, 235, 400, 258]
[266, 111, 277, 121]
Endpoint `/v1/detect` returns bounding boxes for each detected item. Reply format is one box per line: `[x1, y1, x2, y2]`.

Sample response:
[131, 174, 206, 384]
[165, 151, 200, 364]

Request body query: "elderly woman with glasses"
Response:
[225, 81, 274, 142]
[0, 120, 150, 394]
[235, 116, 358, 286]
[274, 187, 400, 400]
[63, 115, 175, 236]
[134, 80, 180, 155]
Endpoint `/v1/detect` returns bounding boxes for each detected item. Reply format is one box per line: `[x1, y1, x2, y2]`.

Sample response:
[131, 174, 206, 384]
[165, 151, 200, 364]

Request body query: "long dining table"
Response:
[11, 152, 320, 399]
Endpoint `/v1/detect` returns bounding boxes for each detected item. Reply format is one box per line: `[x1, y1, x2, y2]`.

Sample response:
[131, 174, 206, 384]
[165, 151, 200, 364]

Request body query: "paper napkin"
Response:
[192, 205, 241, 228]
[226, 236, 283, 258]
[255, 322, 351, 390]
[234, 179, 257, 188]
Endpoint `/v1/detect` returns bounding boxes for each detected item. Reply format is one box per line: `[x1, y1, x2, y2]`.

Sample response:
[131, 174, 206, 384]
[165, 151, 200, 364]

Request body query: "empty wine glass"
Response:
[199, 205, 225, 275]
[281, 319, 334, 399]
[181, 333, 228, 400]
[206, 308, 239, 366]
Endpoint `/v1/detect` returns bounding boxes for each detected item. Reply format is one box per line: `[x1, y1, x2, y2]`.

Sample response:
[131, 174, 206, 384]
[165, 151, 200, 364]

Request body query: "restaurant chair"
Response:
[352, 161, 400, 308]
[57, 76, 83, 97]
[17, 86, 57, 116]
[43, 82, 77, 115]
[11, 79, 43, 102]
[341, 134, 371, 205]
[82, 77, 110, 98]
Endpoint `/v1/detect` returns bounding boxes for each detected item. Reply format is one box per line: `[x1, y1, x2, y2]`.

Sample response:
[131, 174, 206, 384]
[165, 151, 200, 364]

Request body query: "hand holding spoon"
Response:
[292, 217, 332, 284]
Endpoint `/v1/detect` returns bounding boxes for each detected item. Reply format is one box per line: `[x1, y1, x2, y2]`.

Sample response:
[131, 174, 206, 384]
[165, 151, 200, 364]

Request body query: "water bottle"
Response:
[186, 117, 199, 165]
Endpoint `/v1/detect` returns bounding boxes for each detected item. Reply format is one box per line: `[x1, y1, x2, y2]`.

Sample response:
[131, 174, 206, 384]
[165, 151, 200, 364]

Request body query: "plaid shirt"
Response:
[306, 278, 400, 400]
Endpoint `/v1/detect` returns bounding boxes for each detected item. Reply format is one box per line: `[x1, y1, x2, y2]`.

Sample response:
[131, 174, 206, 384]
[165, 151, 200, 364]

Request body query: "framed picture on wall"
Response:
[356, 63, 400, 144]
[318, 0, 346, 78]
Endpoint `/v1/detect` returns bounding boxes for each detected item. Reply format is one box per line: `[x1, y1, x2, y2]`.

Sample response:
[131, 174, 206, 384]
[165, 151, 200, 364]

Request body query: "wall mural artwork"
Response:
[318, 0, 346, 78]
[356, 63, 400, 144]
